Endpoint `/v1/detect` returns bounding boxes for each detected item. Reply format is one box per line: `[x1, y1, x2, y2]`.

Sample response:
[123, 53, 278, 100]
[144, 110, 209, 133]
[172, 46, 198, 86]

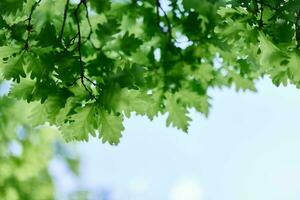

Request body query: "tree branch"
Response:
[59, 0, 70, 42]
[296, 10, 300, 48]
[155, 0, 173, 42]
[155, 0, 160, 27]
[74, 0, 95, 98]
[24, 0, 42, 50]
[81, 1, 100, 50]
[83, 1, 93, 40]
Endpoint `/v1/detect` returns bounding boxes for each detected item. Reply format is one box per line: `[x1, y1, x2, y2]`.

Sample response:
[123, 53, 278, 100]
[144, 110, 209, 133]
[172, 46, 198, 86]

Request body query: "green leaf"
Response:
[175, 89, 210, 117]
[120, 32, 142, 55]
[29, 95, 68, 126]
[98, 111, 124, 145]
[287, 52, 300, 83]
[29, 101, 48, 127]
[0, 46, 20, 59]
[55, 97, 79, 124]
[0, 54, 26, 82]
[89, 0, 111, 13]
[9, 78, 35, 101]
[183, 0, 212, 14]
[115, 88, 154, 117]
[194, 63, 214, 86]
[165, 93, 191, 132]
[26, 54, 44, 81]
[130, 51, 150, 65]
[270, 66, 289, 86]
[120, 14, 143, 37]
[61, 105, 97, 141]
[96, 18, 119, 44]
[0, 0, 24, 14]
[146, 89, 163, 120]
[37, 22, 58, 47]
[258, 33, 287, 67]
[231, 73, 257, 92]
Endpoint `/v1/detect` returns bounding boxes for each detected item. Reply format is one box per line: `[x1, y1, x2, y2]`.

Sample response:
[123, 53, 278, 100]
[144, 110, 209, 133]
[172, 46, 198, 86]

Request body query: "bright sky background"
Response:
[52, 78, 300, 200]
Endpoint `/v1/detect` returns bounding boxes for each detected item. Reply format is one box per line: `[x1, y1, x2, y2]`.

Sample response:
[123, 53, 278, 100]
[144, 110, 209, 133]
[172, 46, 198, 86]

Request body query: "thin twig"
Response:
[155, 0, 160, 28]
[84, 76, 97, 86]
[81, 1, 100, 50]
[24, 0, 42, 50]
[296, 10, 300, 48]
[83, 1, 93, 40]
[258, 0, 264, 29]
[59, 0, 70, 41]
[155, 0, 173, 42]
[67, 76, 81, 86]
[74, 0, 94, 98]
[67, 75, 97, 87]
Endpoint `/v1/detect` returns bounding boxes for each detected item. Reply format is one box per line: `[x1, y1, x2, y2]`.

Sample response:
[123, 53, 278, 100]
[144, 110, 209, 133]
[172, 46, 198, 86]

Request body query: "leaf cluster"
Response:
[0, 0, 299, 144]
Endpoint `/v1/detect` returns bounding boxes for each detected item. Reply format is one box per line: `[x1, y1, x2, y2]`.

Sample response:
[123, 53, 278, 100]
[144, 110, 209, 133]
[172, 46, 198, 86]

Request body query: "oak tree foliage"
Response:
[0, 0, 299, 145]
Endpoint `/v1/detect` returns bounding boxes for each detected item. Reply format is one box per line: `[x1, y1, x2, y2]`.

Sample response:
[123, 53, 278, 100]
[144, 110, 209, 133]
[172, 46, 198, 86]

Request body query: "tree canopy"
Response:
[0, 0, 299, 145]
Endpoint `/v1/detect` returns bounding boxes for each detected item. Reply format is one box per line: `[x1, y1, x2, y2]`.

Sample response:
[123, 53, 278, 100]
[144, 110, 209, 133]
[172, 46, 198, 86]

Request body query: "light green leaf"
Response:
[9, 78, 35, 101]
[29, 96, 67, 126]
[258, 33, 287, 67]
[98, 111, 124, 145]
[29, 101, 48, 127]
[287, 52, 300, 82]
[0, 46, 20, 59]
[0, 54, 26, 82]
[194, 63, 214, 86]
[231, 73, 256, 92]
[165, 93, 191, 132]
[115, 88, 154, 117]
[175, 90, 210, 117]
[61, 105, 97, 141]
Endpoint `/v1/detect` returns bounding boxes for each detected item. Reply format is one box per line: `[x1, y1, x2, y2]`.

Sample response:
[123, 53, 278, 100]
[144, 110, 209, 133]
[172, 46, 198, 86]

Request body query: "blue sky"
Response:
[52, 78, 300, 200]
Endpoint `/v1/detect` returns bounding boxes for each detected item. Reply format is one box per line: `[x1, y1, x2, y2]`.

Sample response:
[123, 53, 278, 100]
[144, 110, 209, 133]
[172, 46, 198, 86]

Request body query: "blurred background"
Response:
[46, 78, 300, 200]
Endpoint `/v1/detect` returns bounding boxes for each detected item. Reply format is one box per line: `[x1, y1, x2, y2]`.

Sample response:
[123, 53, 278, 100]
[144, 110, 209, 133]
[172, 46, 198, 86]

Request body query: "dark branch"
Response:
[296, 10, 300, 48]
[74, 0, 95, 98]
[66, 77, 81, 86]
[24, 0, 42, 50]
[155, 0, 160, 28]
[81, 1, 100, 50]
[83, 1, 93, 40]
[155, 0, 173, 42]
[83, 76, 97, 86]
[258, 0, 264, 29]
[59, 0, 70, 42]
